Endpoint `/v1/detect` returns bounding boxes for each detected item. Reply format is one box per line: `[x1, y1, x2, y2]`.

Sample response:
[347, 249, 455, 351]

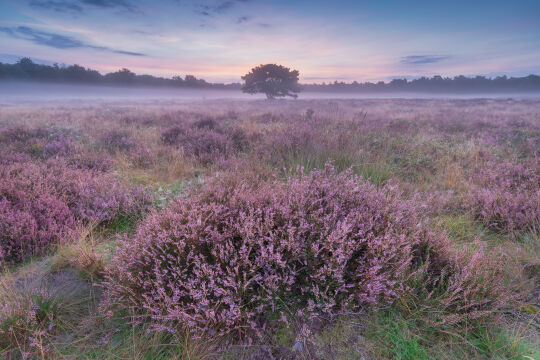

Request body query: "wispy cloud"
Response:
[400, 55, 449, 65]
[236, 15, 249, 24]
[199, 0, 249, 16]
[81, 0, 135, 9]
[29, 0, 83, 13]
[0, 26, 145, 56]
[113, 50, 146, 56]
[29, 0, 137, 13]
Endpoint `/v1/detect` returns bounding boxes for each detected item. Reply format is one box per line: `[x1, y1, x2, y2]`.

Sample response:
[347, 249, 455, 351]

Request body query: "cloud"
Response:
[29, 0, 83, 13]
[81, 0, 134, 9]
[199, 0, 249, 16]
[400, 55, 449, 65]
[236, 15, 250, 24]
[0, 26, 145, 56]
[113, 50, 145, 56]
[29, 0, 137, 13]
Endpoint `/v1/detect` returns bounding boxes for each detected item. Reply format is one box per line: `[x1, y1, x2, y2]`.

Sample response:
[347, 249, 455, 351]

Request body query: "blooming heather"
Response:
[0, 161, 151, 265]
[104, 165, 511, 337]
[468, 160, 540, 234]
[160, 122, 248, 164]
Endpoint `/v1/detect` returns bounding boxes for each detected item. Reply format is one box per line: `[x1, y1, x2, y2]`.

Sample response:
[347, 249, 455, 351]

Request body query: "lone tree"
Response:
[241, 64, 301, 99]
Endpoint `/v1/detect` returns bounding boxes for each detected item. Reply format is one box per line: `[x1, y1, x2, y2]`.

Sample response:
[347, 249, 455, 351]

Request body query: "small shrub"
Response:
[0, 161, 151, 265]
[42, 137, 75, 158]
[160, 123, 248, 164]
[68, 152, 113, 172]
[467, 160, 540, 234]
[228, 126, 250, 152]
[193, 117, 218, 130]
[99, 129, 136, 153]
[0, 126, 50, 144]
[128, 144, 155, 168]
[30, 142, 43, 156]
[0, 194, 75, 265]
[160, 126, 185, 145]
[0, 150, 32, 165]
[1, 126, 78, 160]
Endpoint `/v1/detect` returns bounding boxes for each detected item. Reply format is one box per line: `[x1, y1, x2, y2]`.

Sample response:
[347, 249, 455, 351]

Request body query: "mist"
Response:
[2, 81, 540, 104]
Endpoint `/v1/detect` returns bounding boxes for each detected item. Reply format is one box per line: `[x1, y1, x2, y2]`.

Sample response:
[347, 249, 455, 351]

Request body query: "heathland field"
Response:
[0, 98, 538, 359]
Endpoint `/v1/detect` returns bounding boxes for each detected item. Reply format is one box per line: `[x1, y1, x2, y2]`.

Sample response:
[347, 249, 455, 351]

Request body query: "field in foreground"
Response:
[0, 98, 538, 359]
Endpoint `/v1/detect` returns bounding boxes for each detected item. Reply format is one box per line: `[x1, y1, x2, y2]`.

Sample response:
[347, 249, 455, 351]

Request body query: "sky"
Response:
[0, 0, 539, 83]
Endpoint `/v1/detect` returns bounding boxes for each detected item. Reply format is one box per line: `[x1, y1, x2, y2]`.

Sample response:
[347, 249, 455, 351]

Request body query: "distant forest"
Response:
[0, 57, 239, 89]
[2, 57, 540, 93]
[303, 75, 540, 93]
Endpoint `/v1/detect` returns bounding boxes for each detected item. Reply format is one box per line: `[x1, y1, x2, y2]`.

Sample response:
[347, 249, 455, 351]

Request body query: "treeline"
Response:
[304, 75, 540, 93]
[2, 57, 540, 93]
[0, 58, 241, 89]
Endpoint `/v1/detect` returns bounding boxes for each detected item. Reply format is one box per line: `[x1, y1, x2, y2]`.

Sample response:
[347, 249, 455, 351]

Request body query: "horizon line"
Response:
[1, 56, 540, 86]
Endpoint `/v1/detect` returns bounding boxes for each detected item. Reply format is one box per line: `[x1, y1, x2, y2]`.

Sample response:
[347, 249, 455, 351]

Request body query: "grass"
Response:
[353, 162, 394, 186]
[439, 215, 498, 244]
[469, 327, 539, 360]
[104, 214, 140, 235]
[56, 320, 191, 359]
[366, 310, 430, 360]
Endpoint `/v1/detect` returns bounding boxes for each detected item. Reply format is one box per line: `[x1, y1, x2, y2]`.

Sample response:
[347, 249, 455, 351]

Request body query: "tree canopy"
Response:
[241, 64, 301, 99]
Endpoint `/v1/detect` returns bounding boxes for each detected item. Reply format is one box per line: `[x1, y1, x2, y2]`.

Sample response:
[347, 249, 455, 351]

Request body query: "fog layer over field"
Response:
[2, 81, 540, 102]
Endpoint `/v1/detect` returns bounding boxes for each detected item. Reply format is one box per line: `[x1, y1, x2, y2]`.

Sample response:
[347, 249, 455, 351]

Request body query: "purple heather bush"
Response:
[0, 150, 32, 165]
[0, 160, 151, 266]
[262, 122, 316, 164]
[128, 144, 156, 168]
[0, 126, 51, 144]
[99, 129, 156, 167]
[99, 129, 136, 153]
[0, 195, 75, 265]
[160, 121, 249, 164]
[104, 164, 512, 337]
[67, 152, 114, 172]
[256, 118, 362, 172]
[0, 126, 78, 160]
[160, 125, 185, 145]
[467, 160, 540, 234]
[42, 136, 75, 158]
